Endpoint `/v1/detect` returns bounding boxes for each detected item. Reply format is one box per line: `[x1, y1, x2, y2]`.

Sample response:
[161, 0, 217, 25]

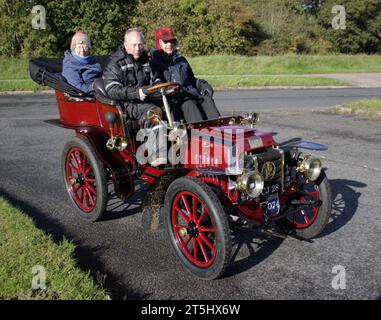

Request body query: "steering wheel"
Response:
[146, 82, 182, 98]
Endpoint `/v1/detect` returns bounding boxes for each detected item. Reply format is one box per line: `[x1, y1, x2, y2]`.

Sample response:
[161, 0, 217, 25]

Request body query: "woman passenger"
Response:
[62, 31, 102, 94]
[150, 27, 220, 123]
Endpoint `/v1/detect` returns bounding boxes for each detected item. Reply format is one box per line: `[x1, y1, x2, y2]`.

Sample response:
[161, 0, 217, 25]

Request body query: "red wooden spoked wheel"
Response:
[172, 191, 217, 268]
[165, 177, 231, 279]
[292, 183, 320, 229]
[280, 169, 332, 239]
[66, 147, 97, 212]
[62, 137, 108, 221]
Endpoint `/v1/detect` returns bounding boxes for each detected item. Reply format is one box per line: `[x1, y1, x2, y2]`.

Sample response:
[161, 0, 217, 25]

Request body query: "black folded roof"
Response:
[29, 56, 109, 97]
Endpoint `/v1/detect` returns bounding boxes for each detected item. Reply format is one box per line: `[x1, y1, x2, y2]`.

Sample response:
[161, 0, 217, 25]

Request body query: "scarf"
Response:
[72, 52, 93, 64]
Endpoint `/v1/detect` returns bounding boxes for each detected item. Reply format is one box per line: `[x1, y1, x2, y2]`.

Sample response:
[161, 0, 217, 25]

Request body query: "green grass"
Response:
[203, 75, 347, 88]
[0, 197, 110, 300]
[189, 54, 381, 75]
[0, 76, 345, 91]
[1, 54, 381, 91]
[0, 57, 32, 80]
[0, 80, 48, 91]
[329, 99, 381, 118]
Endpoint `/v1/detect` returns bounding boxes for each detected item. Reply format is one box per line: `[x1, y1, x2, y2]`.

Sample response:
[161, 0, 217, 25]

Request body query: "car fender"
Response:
[279, 138, 328, 151]
[76, 127, 134, 200]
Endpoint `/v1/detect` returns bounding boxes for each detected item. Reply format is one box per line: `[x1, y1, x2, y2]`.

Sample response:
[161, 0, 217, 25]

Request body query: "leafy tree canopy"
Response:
[0, 0, 380, 57]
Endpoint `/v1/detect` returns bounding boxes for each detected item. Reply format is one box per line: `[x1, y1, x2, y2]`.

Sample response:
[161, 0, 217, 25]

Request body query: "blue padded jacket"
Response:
[151, 49, 201, 98]
[62, 51, 102, 94]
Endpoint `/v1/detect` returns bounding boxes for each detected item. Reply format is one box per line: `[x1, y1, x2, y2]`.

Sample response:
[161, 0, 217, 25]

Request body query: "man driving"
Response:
[103, 28, 166, 166]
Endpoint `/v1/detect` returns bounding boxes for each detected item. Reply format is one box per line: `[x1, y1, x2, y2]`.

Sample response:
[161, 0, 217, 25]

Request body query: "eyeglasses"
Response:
[75, 44, 89, 49]
[161, 39, 176, 44]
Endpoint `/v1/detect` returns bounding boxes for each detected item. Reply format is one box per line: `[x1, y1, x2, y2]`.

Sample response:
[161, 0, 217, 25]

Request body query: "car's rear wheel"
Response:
[62, 136, 108, 221]
[279, 169, 332, 239]
[164, 177, 231, 279]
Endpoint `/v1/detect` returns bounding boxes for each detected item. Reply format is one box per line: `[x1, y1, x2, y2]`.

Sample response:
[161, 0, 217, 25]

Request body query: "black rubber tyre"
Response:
[61, 136, 108, 222]
[164, 177, 231, 279]
[279, 169, 332, 239]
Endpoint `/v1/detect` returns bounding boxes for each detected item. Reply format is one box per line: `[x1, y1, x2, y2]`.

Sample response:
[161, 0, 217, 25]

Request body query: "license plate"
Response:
[262, 183, 279, 196]
[265, 194, 280, 217]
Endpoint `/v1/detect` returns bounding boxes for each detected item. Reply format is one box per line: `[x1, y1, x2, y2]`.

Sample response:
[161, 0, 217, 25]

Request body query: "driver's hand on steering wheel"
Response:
[138, 86, 155, 101]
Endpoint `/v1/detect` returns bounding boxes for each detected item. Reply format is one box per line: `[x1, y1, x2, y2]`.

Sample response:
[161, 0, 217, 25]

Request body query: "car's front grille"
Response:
[248, 148, 282, 194]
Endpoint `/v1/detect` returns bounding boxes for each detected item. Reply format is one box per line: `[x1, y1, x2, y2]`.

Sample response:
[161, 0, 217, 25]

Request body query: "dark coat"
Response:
[151, 49, 201, 97]
[103, 46, 152, 102]
[62, 51, 102, 94]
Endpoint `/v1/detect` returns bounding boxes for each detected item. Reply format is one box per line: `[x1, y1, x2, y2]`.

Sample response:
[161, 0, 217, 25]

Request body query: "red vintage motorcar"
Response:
[30, 57, 332, 279]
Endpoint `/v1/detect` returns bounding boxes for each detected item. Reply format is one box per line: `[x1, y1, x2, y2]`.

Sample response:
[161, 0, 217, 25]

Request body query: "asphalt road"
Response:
[0, 88, 380, 300]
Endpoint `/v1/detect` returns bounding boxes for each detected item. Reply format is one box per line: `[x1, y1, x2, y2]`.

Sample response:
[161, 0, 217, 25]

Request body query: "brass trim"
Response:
[279, 149, 285, 193]
[179, 227, 188, 237]
[106, 136, 128, 152]
[261, 161, 276, 181]
[147, 106, 163, 125]
[297, 155, 322, 181]
[69, 177, 77, 186]
[115, 104, 127, 137]
[237, 171, 264, 198]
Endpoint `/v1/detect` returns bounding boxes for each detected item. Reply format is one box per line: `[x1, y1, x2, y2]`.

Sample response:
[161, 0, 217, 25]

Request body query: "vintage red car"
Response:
[30, 57, 332, 279]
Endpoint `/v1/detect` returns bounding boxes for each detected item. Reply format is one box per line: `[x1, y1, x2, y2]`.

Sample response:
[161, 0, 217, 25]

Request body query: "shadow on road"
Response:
[224, 229, 284, 278]
[223, 178, 365, 277]
[0, 177, 365, 294]
[317, 178, 365, 238]
[100, 179, 147, 222]
[0, 187, 146, 300]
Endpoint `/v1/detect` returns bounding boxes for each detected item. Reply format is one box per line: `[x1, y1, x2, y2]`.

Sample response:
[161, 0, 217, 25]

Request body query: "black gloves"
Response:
[196, 78, 214, 97]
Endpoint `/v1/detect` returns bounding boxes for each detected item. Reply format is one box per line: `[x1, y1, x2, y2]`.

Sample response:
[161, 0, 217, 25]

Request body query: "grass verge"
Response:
[189, 54, 381, 75]
[0, 80, 48, 91]
[2, 54, 380, 91]
[203, 75, 347, 88]
[0, 197, 110, 300]
[0, 57, 31, 80]
[328, 99, 381, 118]
[0, 76, 346, 92]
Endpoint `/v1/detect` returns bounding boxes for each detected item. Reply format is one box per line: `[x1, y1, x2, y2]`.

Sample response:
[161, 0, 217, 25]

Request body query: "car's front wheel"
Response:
[164, 177, 231, 279]
[279, 169, 332, 239]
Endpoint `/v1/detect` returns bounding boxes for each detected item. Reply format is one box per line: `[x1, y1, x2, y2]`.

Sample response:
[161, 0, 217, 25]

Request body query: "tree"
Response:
[0, 0, 35, 56]
[317, 0, 381, 54]
[0, 0, 135, 57]
[132, 0, 257, 56]
[247, 0, 332, 54]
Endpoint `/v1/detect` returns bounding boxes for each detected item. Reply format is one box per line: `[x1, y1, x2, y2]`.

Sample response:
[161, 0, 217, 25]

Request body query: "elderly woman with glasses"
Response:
[62, 31, 102, 94]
